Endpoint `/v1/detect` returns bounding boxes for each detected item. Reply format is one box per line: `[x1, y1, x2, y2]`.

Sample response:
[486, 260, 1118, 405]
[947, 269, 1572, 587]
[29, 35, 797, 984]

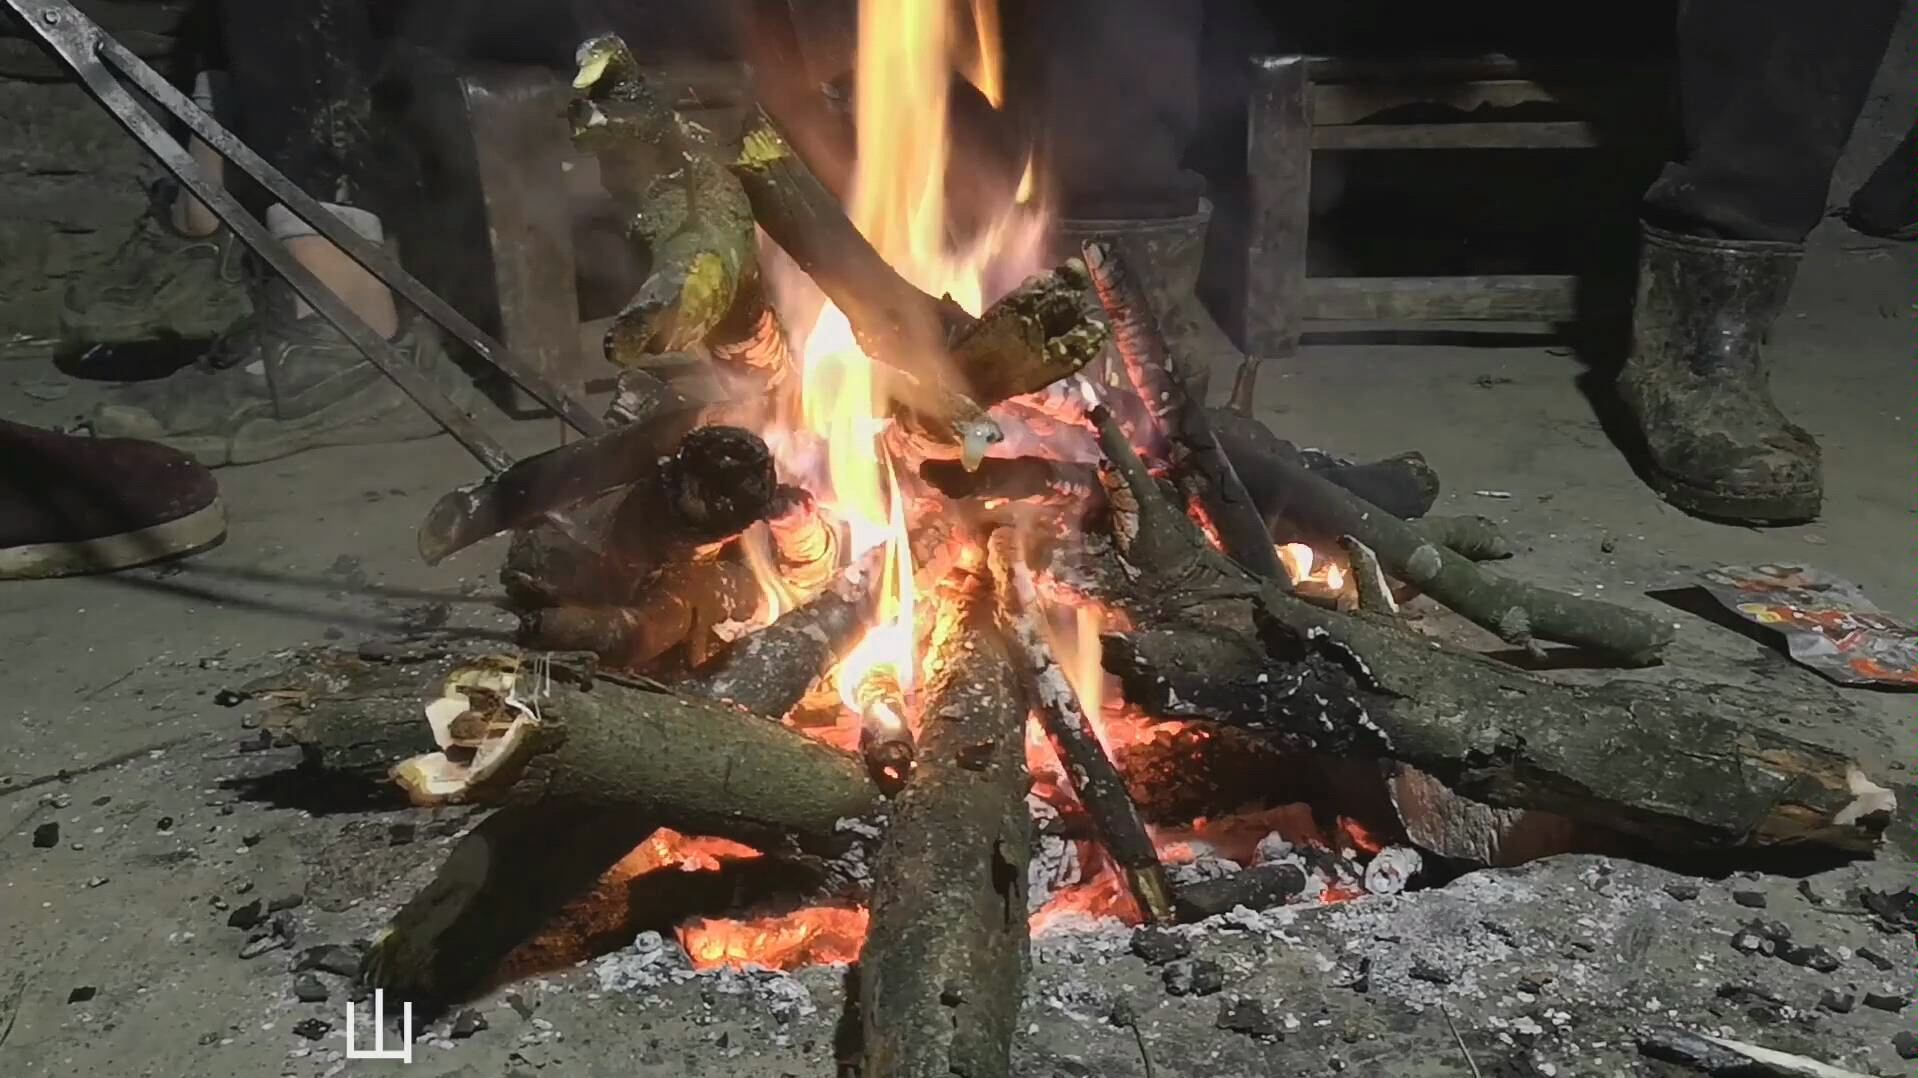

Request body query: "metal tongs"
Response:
[7, 0, 607, 473]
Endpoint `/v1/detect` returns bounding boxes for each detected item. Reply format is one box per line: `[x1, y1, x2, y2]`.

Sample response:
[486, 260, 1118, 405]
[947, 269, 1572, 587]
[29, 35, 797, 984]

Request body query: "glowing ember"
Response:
[680, 907, 869, 970]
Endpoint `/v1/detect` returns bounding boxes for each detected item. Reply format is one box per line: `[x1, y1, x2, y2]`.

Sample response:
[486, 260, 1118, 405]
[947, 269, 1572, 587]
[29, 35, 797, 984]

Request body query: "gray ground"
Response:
[2, 24, 1915, 1078]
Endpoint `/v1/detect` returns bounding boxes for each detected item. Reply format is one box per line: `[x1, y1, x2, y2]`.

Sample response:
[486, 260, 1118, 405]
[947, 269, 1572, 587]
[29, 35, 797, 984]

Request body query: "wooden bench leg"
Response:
[1235, 54, 1312, 415]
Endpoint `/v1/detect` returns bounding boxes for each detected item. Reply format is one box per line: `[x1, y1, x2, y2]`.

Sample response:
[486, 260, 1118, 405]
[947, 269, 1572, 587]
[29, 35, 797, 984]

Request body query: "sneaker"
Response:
[0, 419, 226, 580]
[87, 279, 485, 467]
[60, 180, 250, 346]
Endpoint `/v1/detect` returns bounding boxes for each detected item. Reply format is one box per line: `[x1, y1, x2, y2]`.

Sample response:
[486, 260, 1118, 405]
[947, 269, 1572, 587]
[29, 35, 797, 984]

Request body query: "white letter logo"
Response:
[344, 989, 413, 1063]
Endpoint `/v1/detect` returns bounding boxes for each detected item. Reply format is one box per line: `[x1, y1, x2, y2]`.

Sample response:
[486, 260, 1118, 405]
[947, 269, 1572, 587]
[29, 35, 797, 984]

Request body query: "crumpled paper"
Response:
[1699, 564, 1918, 689]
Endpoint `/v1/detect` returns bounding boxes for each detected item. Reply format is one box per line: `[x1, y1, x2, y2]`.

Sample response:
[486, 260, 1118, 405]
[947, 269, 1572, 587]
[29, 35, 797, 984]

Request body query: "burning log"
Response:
[513, 555, 759, 669]
[852, 665, 915, 793]
[570, 36, 757, 360]
[1085, 414, 1896, 857]
[1082, 241, 1289, 585]
[417, 369, 699, 565]
[1172, 862, 1309, 922]
[990, 531, 1174, 925]
[858, 554, 1031, 1078]
[365, 659, 883, 1004]
[498, 427, 779, 609]
[706, 280, 795, 385]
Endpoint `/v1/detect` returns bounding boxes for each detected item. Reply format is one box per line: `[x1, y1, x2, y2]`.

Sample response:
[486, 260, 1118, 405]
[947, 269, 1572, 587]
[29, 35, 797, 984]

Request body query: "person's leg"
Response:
[89, 0, 480, 467]
[1844, 121, 1918, 240]
[1617, 0, 1900, 524]
[60, 70, 250, 344]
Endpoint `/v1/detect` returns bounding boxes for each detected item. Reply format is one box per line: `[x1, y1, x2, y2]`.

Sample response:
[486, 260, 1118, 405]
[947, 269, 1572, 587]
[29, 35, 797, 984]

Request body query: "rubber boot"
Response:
[1055, 199, 1241, 403]
[1615, 223, 1821, 524]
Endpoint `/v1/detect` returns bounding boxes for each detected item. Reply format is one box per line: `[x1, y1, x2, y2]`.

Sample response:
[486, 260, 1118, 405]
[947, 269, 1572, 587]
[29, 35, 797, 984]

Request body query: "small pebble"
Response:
[291, 974, 329, 1003]
[267, 893, 304, 914]
[239, 933, 288, 959]
[292, 1018, 332, 1041]
[1409, 958, 1455, 985]
[1779, 944, 1841, 973]
[1894, 1031, 1918, 1061]
[156, 816, 174, 833]
[84, 876, 107, 888]
[387, 823, 417, 846]
[1600, 537, 1616, 553]
[1817, 988, 1855, 1013]
[1796, 879, 1824, 905]
[1731, 890, 1768, 909]
[1107, 999, 1138, 1029]
[451, 1009, 489, 1039]
[296, 944, 363, 977]
[32, 823, 58, 848]
[1662, 881, 1700, 901]
[1729, 931, 1770, 956]
[67, 986, 96, 1004]
[1216, 997, 1277, 1038]
[1752, 920, 1792, 942]
[1162, 958, 1225, 997]
[506, 992, 535, 1019]
[1862, 991, 1909, 1013]
[1129, 927, 1190, 966]
[226, 900, 265, 930]
[1857, 947, 1894, 972]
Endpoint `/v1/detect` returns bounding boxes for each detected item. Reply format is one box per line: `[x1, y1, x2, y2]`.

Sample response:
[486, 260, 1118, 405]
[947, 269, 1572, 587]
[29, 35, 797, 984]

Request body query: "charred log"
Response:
[513, 556, 759, 670]
[991, 531, 1173, 925]
[1207, 407, 1441, 525]
[418, 371, 698, 566]
[1172, 862, 1309, 922]
[858, 556, 1031, 1078]
[1082, 241, 1288, 585]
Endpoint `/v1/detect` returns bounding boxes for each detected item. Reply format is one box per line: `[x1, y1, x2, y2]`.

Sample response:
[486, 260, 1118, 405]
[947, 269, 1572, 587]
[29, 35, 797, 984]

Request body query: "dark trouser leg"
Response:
[1644, 0, 1902, 243]
[1617, 0, 1898, 524]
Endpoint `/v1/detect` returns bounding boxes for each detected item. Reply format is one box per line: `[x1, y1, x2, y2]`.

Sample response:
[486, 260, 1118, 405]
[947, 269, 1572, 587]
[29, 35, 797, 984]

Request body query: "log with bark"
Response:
[364, 659, 884, 1003]
[570, 36, 757, 360]
[858, 553, 1032, 1078]
[1082, 404, 1896, 857]
[514, 555, 759, 669]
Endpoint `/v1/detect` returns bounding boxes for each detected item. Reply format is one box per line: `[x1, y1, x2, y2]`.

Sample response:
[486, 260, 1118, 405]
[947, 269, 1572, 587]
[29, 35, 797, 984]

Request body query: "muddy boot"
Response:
[1055, 199, 1240, 402]
[0, 420, 225, 579]
[59, 180, 251, 346]
[87, 278, 483, 467]
[1615, 223, 1820, 524]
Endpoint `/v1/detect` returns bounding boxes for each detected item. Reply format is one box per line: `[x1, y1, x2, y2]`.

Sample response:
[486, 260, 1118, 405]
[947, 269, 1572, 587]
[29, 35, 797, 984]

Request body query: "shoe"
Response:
[0, 420, 225, 580]
[88, 278, 485, 467]
[1615, 223, 1821, 524]
[59, 180, 250, 346]
[1055, 199, 1240, 403]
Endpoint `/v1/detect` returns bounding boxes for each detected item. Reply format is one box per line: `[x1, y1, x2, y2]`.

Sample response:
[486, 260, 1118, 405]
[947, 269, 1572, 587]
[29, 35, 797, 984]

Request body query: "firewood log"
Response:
[1084, 403, 1895, 858]
[859, 555, 1031, 1078]
[364, 660, 883, 1005]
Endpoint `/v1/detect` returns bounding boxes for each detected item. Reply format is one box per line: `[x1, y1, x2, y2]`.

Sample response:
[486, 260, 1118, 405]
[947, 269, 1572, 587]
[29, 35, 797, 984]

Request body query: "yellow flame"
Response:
[1276, 542, 1349, 594]
[957, 0, 1006, 107]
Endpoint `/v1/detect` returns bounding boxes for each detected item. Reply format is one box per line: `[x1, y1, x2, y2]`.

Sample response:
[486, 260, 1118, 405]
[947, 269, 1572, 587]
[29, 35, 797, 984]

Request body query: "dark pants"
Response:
[1036, 0, 1900, 242]
[1644, 0, 1903, 242]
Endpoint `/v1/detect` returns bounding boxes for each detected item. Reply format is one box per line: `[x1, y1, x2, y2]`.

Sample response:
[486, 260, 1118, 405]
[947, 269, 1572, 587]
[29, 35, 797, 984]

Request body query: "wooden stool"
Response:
[1234, 53, 1667, 410]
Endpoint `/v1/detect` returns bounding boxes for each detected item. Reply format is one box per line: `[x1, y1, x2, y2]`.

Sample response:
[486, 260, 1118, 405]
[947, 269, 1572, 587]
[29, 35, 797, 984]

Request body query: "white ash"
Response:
[1026, 795, 1081, 912]
[822, 814, 884, 888]
[1029, 915, 1133, 966]
[702, 964, 819, 1024]
[1363, 846, 1423, 896]
[1166, 855, 1241, 887]
[592, 931, 694, 994]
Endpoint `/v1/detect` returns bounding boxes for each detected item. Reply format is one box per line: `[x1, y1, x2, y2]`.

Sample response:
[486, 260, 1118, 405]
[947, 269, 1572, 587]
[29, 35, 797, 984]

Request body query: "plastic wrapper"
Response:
[1699, 564, 1918, 689]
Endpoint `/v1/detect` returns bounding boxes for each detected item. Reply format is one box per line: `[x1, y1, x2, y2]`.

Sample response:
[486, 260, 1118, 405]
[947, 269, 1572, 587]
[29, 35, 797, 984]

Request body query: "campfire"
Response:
[251, 7, 1894, 1077]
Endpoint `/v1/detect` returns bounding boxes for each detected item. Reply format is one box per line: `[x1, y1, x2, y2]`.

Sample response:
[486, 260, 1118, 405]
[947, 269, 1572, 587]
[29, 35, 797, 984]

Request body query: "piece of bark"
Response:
[1236, 440, 1672, 663]
[570, 36, 757, 358]
[1337, 536, 1397, 615]
[1387, 764, 1587, 867]
[418, 373, 698, 565]
[990, 532, 1174, 925]
[245, 651, 459, 783]
[1082, 242, 1288, 585]
[514, 556, 759, 670]
[1085, 405, 1895, 857]
[706, 279, 795, 385]
[1172, 863, 1308, 922]
[859, 556, 1032, 1078]
[1413, 515, 1512, 562]
[366, 668, 883, 1004]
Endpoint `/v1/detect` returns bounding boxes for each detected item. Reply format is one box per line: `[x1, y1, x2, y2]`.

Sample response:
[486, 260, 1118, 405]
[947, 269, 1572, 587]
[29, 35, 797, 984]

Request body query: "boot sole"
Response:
[0, 498, 227, 580]
[1646, 470, 1820, 526]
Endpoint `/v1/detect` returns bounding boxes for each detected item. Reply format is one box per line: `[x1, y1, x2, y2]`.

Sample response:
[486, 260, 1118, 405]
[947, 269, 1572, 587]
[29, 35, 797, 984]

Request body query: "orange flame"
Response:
[1276, 542, 1348, 595]
[680, 907, 869, 970]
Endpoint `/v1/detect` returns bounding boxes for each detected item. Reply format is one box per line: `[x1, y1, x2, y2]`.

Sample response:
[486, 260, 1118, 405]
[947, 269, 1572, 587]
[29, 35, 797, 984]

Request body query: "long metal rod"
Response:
[87, 33, 606, 439]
